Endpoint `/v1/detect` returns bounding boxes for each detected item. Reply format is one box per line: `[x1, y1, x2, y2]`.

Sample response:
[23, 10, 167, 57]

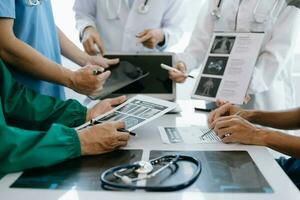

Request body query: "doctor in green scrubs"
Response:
[0, 60, 130, 175]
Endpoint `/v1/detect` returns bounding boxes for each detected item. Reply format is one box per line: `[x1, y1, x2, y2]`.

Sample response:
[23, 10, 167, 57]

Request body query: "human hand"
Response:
[86, 96, 127, 122]
[87, 55, 119, 69]
[69, 65, 110, 96]
[208, 102, 244, 128]
[137, 29, 165, 49]
[213, 115, 267, 146]
[169, 62, 187, 83]
[78, 121, 130, 155]
[82, 26, 105, 55]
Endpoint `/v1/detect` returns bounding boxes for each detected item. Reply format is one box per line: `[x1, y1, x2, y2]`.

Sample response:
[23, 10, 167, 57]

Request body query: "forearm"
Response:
[0, 33, 73, 88]
[246, 108, 300, 130]
[57, 27, 89, 66]
[263, 130, 300, 159]
[0, 59, 87, 130]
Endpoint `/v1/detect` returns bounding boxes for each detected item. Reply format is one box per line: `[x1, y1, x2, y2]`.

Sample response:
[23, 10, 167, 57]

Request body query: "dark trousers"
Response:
[277, 157, 300, 190]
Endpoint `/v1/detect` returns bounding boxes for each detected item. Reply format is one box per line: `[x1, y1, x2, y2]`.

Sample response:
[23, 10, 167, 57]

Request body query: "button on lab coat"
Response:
[0, 60, 86, 174]
[74, 0, 185, 52]
[177, 0, 300, 111]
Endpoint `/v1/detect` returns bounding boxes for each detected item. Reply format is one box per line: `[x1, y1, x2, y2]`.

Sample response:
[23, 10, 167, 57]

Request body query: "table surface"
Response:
[1, 58, 299, 199]
[0, 100, 299, 200]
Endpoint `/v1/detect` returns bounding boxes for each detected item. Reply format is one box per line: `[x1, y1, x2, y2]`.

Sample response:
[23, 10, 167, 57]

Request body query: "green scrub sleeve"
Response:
[0, 60, 87, 130]
[0, 123, 81, 174]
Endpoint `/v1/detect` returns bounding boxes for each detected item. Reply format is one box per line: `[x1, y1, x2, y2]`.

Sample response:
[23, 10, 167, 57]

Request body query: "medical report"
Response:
[159, 126, 221, 144]
[77, 95, 177, 132]
[192, 32, 264, 104]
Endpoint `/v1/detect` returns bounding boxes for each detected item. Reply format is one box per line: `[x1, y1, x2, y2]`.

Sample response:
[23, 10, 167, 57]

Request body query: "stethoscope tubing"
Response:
[100, 155, 202, 191]
[212, 0, 279, 23]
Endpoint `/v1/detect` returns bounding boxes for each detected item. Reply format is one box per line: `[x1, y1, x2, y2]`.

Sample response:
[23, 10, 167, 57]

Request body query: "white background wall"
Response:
[52, 0, 300, 105]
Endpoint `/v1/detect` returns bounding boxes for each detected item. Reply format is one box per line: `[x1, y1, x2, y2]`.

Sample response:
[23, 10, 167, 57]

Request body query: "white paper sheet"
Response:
[159, 126, 221, 144]
[192, 32, 265, 105]
[76, 95, 177, 132]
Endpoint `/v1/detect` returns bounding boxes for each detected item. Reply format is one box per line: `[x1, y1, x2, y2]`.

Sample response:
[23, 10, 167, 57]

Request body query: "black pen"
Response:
[90, 119, 136, 136]
[117, 128, 137, 137]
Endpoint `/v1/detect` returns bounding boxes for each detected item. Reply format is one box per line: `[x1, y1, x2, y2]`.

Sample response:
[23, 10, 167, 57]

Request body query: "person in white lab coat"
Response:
[73, 0, 185, 55]
[170, 0, 300, 111]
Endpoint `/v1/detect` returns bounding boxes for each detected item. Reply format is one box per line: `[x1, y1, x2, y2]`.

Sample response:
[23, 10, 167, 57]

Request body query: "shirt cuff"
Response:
[157, 31, 169, 51]
[77, 18, 97, 42]
[62, 99, 88, 128]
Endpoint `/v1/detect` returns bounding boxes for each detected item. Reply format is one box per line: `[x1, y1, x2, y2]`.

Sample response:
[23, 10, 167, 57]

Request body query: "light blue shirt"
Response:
[0, 0, 65, 99]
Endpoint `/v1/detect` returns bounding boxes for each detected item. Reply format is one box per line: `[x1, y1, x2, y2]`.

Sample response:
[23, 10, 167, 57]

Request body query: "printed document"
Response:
[77, 95, 177, 132]
[159, 126, 221, 144]
[192, 32, 264, 104]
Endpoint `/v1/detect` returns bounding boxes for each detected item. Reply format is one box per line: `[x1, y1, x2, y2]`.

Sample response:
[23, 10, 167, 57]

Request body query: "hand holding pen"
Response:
[202, 111, 243, 139]
[161, 64, 194, 79]
[90, 119, 136, 136]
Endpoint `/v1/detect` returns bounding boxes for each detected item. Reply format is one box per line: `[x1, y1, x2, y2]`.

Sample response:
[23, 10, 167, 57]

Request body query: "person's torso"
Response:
[212, 0, 297, 110]
[94, 0, 170, 52]
[10, 0, 64, 99]
[214, 0, 286, 33]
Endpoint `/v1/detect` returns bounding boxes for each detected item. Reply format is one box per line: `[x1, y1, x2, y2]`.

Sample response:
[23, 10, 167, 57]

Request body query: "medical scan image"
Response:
[211, 36, 236, 54]
[10, 150, 143, 191]
[195, 77, 222, 98]
[147, 151, 273, 193]
[203, 56, 229, 76]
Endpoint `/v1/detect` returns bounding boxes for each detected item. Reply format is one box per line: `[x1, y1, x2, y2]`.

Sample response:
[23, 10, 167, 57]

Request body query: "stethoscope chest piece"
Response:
[211, 8, 221, 20]
[135, 161, 153, 174]
[100, 154, 202, 191]
[138, 4, 149, 14]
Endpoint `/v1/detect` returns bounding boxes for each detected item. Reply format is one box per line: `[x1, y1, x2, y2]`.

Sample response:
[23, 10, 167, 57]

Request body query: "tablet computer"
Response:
[103, 53, 176, 101]
[88, 61, 149, 100]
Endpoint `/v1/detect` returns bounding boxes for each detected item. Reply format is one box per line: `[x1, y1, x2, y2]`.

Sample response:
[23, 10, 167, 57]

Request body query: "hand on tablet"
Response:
[86, 96, 127, 122]
[169, 62, 187, 83]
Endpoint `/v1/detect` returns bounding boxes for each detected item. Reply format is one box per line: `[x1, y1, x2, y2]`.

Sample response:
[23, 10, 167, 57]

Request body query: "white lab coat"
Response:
[74, 0, 185, 52]
[177, 0, 300, 111]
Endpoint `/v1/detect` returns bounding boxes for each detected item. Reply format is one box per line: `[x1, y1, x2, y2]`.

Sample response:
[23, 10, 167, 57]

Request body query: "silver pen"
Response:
[202, 111, 243, 139]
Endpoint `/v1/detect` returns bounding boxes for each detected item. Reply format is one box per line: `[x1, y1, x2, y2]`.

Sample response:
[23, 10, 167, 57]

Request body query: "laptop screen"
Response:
[104, 54, 174, 99]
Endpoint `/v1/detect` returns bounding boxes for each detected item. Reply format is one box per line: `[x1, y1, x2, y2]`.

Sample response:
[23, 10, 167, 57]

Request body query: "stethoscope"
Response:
[100, 155, 202, 191]
[106, 0, 150, 20]
[211, 0, 279, 24]
[26, 0, 42, 6]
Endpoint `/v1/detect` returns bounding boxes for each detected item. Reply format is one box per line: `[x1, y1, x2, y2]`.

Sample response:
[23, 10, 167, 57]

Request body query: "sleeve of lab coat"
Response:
[0, 60, 87, 131]
[0, 123, 81, 174]
[158, 0, 185, 50]
[73, 0, 98, 37]
[248, 5, 300, 94]
[175, 1, 215, 72]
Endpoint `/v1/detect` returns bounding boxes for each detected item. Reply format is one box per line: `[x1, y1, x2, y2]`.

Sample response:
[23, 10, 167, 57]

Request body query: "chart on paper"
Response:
[159, 126, 221, 144]
[76, 95, 177, 132]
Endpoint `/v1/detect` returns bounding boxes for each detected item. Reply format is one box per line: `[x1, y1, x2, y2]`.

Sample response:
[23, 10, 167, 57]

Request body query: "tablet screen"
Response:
[104, 54, 173, 96]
